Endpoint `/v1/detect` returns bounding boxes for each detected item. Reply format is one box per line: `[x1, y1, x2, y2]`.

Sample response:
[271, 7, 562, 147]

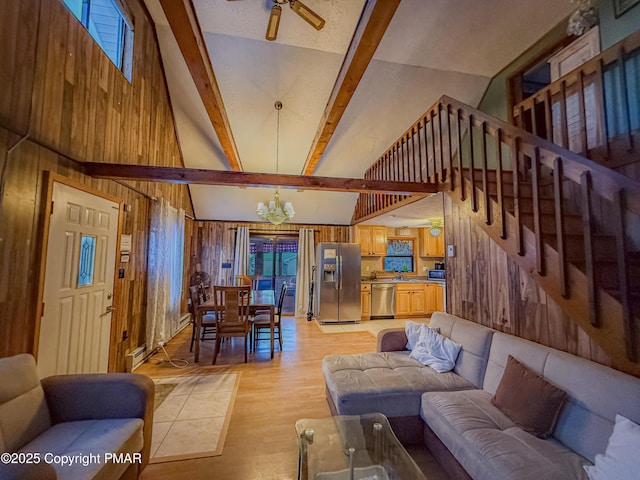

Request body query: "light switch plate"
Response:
[447, 245, 456, 257]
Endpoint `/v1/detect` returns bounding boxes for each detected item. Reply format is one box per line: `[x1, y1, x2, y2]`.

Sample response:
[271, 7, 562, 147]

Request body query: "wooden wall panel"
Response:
[444, 194, 611, 367]
[0, 0, 193, 371]
[188, 221, 351, 288]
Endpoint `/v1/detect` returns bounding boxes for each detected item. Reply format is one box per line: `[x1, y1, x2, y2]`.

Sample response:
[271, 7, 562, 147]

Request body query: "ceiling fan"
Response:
[229, 0, 326, 41]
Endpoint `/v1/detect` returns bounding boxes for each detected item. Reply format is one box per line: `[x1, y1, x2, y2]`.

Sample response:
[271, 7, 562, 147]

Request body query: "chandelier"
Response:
[257, 101, 295, 225]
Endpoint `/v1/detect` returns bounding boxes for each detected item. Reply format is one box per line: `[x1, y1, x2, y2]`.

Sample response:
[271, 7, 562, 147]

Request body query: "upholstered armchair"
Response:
[0, 354, 154, 480]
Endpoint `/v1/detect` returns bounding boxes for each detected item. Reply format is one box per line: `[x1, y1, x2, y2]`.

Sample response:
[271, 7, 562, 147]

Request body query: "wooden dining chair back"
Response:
[189, 285, 217, 352]
[235, 275, 257, 290]
[252, 283, 287, 351]
[212, 285, 252, 364]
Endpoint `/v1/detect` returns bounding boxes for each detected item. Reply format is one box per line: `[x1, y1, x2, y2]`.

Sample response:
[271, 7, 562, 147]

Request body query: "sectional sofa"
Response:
[322, 312, 640, 479]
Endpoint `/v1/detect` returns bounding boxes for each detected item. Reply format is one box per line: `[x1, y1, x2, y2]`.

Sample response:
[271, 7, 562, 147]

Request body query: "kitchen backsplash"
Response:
[360, 254, 441, 278]
[356, 226, 444, 278]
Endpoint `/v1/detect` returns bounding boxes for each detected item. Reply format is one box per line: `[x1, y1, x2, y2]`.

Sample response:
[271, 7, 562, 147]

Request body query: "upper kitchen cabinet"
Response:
[355, 226, 387, 256]
[420, 227, 445, 257]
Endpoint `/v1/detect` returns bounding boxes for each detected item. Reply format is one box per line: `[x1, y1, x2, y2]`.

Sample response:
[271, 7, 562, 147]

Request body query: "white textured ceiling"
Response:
[144, 0, 574, 225]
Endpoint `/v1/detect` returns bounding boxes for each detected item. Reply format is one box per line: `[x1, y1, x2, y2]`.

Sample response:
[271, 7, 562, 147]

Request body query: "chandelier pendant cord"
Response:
[256, 100, 294, 225]
[275, 100, 282, 177]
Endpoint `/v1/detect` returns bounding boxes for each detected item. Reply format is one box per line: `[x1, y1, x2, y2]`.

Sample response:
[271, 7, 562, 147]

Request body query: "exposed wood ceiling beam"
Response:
[301, 0, 401, 176]
[83, 163, 441, 195]
[159, 0, 242, 171]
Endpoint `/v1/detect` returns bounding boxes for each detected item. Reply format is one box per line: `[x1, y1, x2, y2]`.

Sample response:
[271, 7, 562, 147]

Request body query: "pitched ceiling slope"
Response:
[143, 0, 574, 225]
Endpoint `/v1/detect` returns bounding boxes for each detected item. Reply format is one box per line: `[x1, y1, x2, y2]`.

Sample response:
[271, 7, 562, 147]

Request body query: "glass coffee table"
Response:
[296, 413, 426, 480]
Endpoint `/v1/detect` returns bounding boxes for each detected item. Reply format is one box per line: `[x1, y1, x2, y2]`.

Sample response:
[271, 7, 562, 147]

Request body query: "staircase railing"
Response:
[512, 30, 640, 165]
[354, 94, 640, 372]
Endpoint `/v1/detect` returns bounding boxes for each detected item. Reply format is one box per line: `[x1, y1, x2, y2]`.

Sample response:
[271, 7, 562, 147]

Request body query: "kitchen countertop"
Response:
[361, 279, 445, 285]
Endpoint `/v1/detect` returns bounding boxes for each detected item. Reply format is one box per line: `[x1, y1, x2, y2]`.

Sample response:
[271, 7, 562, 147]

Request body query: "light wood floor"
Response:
[137, 317, 448, 480]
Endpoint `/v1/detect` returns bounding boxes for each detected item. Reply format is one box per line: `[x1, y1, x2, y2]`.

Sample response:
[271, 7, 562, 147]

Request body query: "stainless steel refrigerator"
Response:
[315, 243, 361, 323]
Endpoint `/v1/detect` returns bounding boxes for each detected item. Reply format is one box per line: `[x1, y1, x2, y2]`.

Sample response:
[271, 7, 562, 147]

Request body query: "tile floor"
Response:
[315, 318, 431, 336]
[150, 373, 239, 462]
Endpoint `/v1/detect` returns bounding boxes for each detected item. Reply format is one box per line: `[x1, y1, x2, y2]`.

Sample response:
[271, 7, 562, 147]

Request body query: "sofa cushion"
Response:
[542, 349, 640, 463]
[421, 390, 589, 480]
[19, 418, 143, 480]
[482, 333, 640, 464]
[322, 352, 474, 417]
[482, 332, 553, 395]
[491, 355, 567, 438]
[0, 354, 51, 452]
[429, 313, 494, 388]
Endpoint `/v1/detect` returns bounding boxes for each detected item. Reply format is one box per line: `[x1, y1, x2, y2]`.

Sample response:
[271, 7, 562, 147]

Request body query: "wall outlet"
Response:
[447, 245, 456, 257]
[423, 266, 428, 272]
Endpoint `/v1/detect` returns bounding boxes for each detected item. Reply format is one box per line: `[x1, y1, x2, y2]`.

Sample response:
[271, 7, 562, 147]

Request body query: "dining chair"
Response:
[188, 285, 217, 352]
[252, 283, 286, 351]
[211, 285, 252, 364]
[235, 275, 258, 290]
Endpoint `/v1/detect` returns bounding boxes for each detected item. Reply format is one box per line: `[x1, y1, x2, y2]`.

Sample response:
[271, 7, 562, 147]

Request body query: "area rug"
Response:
[149, 372, 241, 463]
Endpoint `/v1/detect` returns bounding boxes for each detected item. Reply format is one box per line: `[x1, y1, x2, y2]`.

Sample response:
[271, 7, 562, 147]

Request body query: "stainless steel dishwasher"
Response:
[370, 283, 395, 319]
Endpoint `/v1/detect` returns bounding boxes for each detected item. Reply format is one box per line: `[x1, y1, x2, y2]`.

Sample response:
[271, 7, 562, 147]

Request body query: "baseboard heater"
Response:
[125, 314, 192, 372]
[125, 344, 149, 372]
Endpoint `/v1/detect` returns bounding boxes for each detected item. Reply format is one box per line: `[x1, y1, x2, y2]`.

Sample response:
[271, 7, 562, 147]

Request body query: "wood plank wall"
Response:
[444, 194, 611, 366]
[0, 0, 193, 371]
[187, 221, 350, 287]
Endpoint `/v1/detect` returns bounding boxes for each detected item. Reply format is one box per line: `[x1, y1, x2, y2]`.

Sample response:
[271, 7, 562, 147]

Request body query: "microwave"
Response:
[427, 269, 446, 280]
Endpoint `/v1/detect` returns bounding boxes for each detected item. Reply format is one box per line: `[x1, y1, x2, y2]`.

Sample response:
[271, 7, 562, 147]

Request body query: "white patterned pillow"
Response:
[409, 325, 461, 372]
[584, 414, 640, 480]
[405, 321, 440, 350]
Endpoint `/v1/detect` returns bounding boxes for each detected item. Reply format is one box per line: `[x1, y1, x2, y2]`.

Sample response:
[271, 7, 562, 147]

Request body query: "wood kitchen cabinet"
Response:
[395, 283, 426, 317]
[361, 283, 371, 319]
[355, 226, 387, 256]
[425, 283, 444, 314]
[420, 228, 445, 257]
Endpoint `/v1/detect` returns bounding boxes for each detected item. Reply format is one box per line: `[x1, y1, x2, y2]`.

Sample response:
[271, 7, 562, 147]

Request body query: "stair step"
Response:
[572, 259, 640, 290]
[502, 195, 558, 215]
[517, 212, 583, 234]
[461, 168, 514, 183]
[602, 289, 640, 308]
[559, 234, 619, 263]
[484, 181, 534, 198]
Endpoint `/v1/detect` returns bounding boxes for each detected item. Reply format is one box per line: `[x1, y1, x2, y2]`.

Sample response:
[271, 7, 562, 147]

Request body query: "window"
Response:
[78, 234, 97, 286]
[62, 0, 134, 81]
[383, 238, 415, 273]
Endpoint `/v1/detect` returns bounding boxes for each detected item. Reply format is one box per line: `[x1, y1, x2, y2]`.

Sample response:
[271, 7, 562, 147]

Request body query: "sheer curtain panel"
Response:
[295, 228, 315, 318]
[233, 226, 250, 279]
[146, 198, 185, 350]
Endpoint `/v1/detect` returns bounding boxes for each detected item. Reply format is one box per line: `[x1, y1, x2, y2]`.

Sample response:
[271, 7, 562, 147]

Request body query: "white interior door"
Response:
[37, 182, 119, 378]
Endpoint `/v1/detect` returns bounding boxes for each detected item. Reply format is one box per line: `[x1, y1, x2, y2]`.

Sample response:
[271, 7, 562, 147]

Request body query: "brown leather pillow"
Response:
[491, 355, 568, 438]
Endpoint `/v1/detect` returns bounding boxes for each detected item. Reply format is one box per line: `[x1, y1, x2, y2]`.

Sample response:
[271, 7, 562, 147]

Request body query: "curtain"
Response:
[146, 198, 185, 349]
[233, 226, 250, 279]
[295, 228, 315, 318]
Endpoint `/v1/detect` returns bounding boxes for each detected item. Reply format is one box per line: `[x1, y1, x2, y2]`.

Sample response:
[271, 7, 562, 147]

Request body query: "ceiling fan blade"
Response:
[265, 4, 282, 41]
[289, 0, 325, 30]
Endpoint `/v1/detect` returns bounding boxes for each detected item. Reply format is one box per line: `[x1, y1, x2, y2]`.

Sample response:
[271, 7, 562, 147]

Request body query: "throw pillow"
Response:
[405, 321, 423, 350]
[491, 355, 567, 438]
[584, 414, 640, 480]
[409, 325, 461, 372]
[404, 322, 440, 350]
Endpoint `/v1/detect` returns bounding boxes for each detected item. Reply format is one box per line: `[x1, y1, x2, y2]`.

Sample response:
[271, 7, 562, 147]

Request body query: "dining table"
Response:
[194, 289, 276, 363]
